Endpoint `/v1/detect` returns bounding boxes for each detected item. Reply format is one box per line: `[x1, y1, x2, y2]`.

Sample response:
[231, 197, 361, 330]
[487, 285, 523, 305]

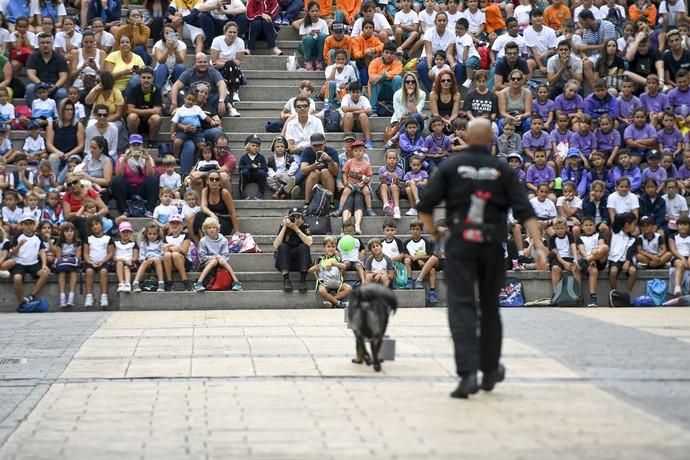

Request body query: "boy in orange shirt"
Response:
[480, 0, 506, 41]
[629, 0, 657, 27]
[351, 20, 384, 85]
[543, 0, 571, 35]
[323, 22, 353, 64]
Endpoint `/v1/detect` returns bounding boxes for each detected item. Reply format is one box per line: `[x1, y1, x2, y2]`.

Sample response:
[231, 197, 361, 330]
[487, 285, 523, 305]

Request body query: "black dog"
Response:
[348, 284, 397, 372]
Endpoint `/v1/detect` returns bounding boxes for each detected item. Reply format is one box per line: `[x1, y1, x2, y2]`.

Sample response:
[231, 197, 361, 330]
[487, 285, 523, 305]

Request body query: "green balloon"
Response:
[340, 235, 356, 252]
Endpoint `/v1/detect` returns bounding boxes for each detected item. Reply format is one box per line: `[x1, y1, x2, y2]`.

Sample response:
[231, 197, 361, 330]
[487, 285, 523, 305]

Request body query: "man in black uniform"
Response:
[417, 118, 547, 399]
[273, 207, 314, 293]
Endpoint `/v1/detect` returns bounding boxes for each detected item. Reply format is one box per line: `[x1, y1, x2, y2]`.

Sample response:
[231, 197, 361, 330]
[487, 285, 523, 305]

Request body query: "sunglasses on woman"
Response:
[68, 180, 80, 187]
[208, 177, 220, 182]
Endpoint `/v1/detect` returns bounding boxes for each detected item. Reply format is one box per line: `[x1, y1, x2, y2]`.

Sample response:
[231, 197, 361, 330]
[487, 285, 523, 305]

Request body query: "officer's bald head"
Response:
[467, 118, 493, 146]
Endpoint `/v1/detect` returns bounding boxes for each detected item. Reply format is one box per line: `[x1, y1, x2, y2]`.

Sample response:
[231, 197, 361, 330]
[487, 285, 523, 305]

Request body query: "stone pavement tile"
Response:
[312, 357, 390, 376]
[126, 357, 191, 378]
[191, 357, 255, 377]
[247, 337, 308, 354]
[290, 326, 351, 337]
[195, 327, 244, 337]
[191, 337, 250, 355]
[141, 327, 195, 337]
[242, 326, 297, 336]
[298, 337, 353, 354]
[639, 327, 690, 338]
[59, 358, 129, 379]
[91, 328, 144, 337]
[73, 338, 139, 358]
[565, 307, 690, 330]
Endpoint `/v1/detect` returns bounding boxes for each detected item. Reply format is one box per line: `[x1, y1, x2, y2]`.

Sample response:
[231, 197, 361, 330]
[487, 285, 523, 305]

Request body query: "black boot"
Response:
[283, 278, 293, 292]
[450, 372, 479, 399]
[481, 364, 506, 392]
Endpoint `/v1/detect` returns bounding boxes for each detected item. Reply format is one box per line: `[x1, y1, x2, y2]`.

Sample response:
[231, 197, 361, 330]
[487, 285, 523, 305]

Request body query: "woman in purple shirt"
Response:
[624, 107, 658, 166]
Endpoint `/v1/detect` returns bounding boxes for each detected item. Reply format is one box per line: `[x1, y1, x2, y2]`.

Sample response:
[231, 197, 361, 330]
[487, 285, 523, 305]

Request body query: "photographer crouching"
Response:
[273, 207, 313, 293]
[111, 134, 160, 217]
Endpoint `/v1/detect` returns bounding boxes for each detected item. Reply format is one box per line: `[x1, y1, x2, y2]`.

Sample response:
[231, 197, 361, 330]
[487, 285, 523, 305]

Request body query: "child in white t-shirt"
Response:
[31, 84, 57, 126]
[429, 50, 451, 83]
[339, 82, 374, 147]
[556, 181, 583, 238]
[159, 155, 182, 198]
[0, 87, 14, 129]
[324, 49, 357, 108]
[153, 187, 179, 228]
[22, 121, 46, 167]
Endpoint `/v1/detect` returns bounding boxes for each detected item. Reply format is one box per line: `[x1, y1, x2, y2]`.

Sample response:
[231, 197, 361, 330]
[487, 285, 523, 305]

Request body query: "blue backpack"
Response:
[17, 299, 49, 313]
[499, 277, 525, 307]
[645, 278, 667, 306]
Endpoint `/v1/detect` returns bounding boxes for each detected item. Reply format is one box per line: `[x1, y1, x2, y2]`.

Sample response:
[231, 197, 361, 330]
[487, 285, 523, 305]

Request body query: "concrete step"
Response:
[160, 115, 391, 132]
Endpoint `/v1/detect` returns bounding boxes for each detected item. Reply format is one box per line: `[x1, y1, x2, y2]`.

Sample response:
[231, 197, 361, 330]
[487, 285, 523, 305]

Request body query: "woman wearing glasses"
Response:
[192, 170, 240, 245]
[62, 172, 110, 241]
[497, 70, 532, 134]
[46, 99, 85, 173]
[429, 69, 461, 134]
[113, 8, 152, 65]
[383, 72, 426, 149]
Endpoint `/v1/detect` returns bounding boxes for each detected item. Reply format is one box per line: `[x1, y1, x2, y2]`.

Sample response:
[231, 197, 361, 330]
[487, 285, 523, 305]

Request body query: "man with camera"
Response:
[126, 67, 163, 143]
[299, 133, 339, 204]
[111, 134, 160, 217]
[273, 207, 313, 293]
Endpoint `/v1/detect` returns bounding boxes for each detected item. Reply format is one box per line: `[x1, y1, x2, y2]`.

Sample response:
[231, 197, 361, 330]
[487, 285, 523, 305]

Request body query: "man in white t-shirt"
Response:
[523, 8, 558, 74]
[491, 18, 527, 60]
[285, 95, 325, 159]
[659, 0, 688, 31]
[351, 1, 392, 42]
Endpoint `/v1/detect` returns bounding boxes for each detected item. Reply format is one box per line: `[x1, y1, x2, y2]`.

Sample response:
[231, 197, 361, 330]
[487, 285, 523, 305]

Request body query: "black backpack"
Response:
[305, 184, 332, 217]
[551, 274, 583, 307]
[323, 108, 342, 132]
[609, 290, 631, 307]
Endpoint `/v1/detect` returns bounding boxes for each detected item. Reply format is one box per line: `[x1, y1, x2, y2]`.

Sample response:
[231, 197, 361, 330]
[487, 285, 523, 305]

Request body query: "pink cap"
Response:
[118, 221, 133, 233]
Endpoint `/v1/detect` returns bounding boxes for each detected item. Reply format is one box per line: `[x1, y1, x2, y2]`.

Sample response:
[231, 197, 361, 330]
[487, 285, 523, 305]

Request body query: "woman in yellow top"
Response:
[114, 9, 152, 65]
[84, 71, 125, 126]
[103, 35, 145, 96]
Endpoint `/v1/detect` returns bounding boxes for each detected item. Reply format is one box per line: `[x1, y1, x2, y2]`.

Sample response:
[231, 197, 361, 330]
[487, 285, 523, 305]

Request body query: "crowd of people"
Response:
[1, 0, 690, 309]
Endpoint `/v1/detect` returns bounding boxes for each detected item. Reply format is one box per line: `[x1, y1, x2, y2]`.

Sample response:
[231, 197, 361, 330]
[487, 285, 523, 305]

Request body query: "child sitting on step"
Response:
[193, 217, 242, 292]
[310, 235, 352, 308]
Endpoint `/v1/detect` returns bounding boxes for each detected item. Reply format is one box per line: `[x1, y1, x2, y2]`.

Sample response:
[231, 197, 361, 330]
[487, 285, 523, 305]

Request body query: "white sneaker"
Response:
[117, 282, 127, 293]
[124, 282, 131, 293]
[406, 208, 418, 216]
[233, 93, 240, 102]
[229, 106, 241, 117]
[59, 293, 67, 308]
[0, 270, 9, 279]
[393, 207, 401, 219]
[67, 292, 75, 307]
[100, 294, 108, 308]
[84, 293, 94, 307]
[355, 224, 362, 235]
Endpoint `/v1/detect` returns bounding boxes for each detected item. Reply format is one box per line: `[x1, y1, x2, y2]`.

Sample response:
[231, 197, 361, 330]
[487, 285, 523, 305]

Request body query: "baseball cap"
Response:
[169, 214, 183, 223]
[129, 134, 144, 144]
[20, 211, 36, 223]
[351, 139, 366, 148]
[647, 150, 660, 160]
[639, 216, 654, 226]
[507, 152, 522, 163]
[343, 133, 357, 142]
[118, 221, 133, 233]
[310, 133, 326, 145]
[27, 120, 41, 129]
[245, 134, 262, 145]
[288, 207, 303, 217]
[332, 22, 345, 32]
[35, 82, 50, 91]
[567, 148, 581, 158]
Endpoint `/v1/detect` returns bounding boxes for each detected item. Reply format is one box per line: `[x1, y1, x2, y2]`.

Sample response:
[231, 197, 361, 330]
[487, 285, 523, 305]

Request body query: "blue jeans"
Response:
[302, 33, 327, 61]
[123, 75, 140, 98]
[369, 75, 402, 109]
[25, 84, 67, 108]
[281, 0, 304, 22]
[417, 59, 465, 92]
[180, 128, 223, 177]
[356, 61, 369, 86]
[133, 45, 151, 66]
[154, 63, 186, 90]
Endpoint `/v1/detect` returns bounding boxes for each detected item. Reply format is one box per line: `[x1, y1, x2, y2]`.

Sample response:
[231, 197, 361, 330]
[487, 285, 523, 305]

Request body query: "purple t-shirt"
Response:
[640, 92, 670, 114]
[513, 168, 526, 183]
[526, 164, 556, 186]
[553, 94, 585, 115]
[624, 123, 657, 142]
[616, 95, 641, 120]
[667, 87, 690, 116]
[641, 166, 667, 186]
[522, 130, 551, 151]
[595, 128, 621, 154]
[422, 133, 452, 155]
[403, 170, 429, 183]
[378, 165, 404, 185]
[665, 164, 679, 179]
[678, 165, 690, 180]
[549, 128, 573, 146]
[656, 128, 684, 151]
[532, 98, 555, 120]
[570, 131, 597, 157]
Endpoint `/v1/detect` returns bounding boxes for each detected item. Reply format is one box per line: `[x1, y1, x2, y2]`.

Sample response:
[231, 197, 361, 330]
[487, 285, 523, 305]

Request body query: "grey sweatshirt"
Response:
[198, 234, 229, 264]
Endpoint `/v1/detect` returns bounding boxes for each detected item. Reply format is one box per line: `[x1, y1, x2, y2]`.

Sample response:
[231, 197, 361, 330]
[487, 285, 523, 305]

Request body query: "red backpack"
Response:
[477, 45, 491, 70]
[206, 268, 233, 291]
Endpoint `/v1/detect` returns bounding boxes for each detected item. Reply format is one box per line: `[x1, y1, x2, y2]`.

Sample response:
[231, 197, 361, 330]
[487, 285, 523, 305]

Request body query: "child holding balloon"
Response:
[337, 219, 366, 283]
[310, 236, 353, 308]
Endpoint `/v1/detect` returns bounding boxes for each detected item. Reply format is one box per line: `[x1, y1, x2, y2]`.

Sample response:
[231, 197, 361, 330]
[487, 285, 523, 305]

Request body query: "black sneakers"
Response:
[283, 279, 294, 292]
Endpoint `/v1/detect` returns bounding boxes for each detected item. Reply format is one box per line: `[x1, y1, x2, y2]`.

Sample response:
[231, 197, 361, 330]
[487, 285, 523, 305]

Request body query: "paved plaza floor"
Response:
[0, 308, 689, 459]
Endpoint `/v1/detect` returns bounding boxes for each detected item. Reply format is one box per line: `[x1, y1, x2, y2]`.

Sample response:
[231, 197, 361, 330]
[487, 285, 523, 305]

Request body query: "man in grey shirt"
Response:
[547, 40, 583, 99]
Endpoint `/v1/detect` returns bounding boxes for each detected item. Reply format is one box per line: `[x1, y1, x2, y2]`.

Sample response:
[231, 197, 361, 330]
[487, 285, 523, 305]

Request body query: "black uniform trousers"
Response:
[445, 238, 505, 376]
